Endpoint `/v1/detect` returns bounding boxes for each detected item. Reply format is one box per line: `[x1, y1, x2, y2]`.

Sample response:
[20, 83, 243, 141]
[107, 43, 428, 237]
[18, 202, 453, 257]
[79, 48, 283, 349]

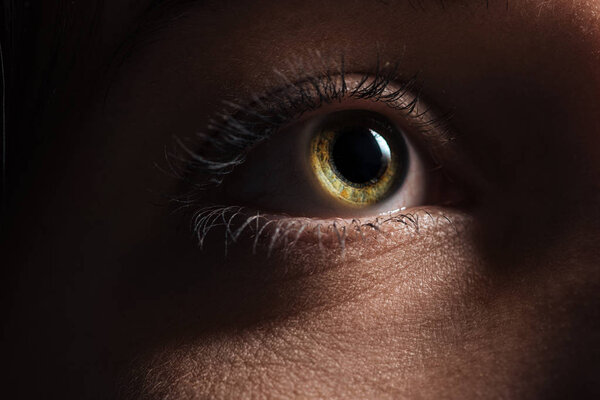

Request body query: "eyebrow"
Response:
[139, 0, 204, 22]
[129, 0, 426, 44]
[136, 0, 497, 31]
[114, 0, 497, 72]
[110, 0, 198, 70]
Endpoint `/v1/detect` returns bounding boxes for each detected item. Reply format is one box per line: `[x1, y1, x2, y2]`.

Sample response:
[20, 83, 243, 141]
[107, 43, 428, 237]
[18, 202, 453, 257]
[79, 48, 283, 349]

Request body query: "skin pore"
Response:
[4, 0, 600, 398]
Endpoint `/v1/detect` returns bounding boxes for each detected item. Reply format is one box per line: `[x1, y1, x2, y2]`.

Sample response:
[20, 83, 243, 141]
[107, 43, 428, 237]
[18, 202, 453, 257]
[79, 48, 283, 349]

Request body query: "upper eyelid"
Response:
[168, 63, 453, 188]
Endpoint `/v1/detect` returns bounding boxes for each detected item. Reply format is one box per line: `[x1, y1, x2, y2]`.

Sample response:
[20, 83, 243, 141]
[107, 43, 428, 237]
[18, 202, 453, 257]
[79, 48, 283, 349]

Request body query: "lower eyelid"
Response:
[192, 205, 468, 262]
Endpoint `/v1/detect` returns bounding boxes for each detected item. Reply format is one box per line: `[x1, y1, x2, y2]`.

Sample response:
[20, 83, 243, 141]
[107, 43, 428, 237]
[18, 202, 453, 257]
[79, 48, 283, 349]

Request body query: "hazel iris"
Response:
[309, 110, 408, 206]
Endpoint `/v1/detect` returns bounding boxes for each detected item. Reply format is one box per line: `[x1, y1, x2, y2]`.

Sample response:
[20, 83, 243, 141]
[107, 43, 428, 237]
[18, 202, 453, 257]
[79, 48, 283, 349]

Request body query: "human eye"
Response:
[172, 58, 467, 253]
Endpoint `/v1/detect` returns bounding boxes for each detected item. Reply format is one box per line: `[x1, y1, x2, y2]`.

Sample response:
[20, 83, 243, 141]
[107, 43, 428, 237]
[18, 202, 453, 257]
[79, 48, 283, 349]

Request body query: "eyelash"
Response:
[167, 55, 451, 187]
[191, 205, 444, 258]
[163, 54, 456, 254]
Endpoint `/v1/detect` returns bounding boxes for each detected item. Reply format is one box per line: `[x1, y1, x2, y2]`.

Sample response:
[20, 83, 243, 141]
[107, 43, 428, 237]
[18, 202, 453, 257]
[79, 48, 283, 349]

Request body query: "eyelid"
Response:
[164, 65, 466, 256]
[171, 69, 453, 189]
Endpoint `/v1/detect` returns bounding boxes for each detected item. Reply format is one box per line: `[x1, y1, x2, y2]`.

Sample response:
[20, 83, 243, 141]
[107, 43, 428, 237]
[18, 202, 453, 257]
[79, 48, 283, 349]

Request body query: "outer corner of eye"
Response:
[217, 107, 432, 218]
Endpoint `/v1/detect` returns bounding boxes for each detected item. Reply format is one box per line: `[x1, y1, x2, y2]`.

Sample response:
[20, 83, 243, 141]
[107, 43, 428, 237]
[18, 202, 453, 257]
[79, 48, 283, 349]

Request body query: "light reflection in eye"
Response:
[372, 131, 392, 165]
[309, 110, 408, 207]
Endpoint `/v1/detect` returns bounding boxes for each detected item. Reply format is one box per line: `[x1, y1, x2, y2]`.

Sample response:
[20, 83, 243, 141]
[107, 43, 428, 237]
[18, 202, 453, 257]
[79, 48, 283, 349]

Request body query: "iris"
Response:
[309, 110, 408, 206]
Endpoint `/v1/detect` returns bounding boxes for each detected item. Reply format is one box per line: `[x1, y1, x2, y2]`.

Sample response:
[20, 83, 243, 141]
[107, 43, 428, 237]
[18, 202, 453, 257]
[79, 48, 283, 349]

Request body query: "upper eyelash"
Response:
[165, 54, 451, 190]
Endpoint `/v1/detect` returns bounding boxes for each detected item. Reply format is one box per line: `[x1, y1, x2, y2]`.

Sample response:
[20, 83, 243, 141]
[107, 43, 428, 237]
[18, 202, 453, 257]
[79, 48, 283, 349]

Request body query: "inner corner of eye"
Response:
[308, 109, 410, 209]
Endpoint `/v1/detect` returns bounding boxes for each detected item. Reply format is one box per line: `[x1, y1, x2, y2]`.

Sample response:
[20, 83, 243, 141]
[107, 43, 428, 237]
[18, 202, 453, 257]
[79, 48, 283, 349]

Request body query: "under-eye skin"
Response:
[169, 62, 465, 252]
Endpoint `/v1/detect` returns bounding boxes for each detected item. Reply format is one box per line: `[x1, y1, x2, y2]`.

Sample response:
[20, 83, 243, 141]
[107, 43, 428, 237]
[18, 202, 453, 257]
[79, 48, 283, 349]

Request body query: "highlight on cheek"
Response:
[309, 110, 408, 207]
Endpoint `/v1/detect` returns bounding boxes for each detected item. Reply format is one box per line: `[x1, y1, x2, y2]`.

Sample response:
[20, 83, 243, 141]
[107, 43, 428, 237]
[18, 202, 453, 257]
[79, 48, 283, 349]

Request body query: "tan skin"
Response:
[5, 0, 600, 398]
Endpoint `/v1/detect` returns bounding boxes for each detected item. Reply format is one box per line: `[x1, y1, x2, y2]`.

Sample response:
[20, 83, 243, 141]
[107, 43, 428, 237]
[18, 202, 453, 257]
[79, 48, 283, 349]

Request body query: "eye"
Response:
[215, 103, 433, 218]
[309, 110, 408, 208]
[177, 71, 457, 222]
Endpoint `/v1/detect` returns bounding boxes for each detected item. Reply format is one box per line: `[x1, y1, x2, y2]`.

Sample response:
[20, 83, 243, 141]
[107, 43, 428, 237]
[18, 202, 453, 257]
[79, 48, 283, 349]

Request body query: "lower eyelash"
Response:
[190, 205, 457, 258]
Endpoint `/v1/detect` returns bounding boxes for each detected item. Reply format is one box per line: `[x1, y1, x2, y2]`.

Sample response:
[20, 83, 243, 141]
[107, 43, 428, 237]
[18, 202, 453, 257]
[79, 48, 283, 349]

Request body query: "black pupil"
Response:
[331, 126, 390, 184]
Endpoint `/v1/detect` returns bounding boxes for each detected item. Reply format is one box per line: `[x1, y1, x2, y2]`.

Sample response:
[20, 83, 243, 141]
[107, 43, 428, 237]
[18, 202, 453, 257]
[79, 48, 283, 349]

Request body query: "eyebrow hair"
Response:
[138, 0, 500, 28]
[129, 0, 439, 48]
[140, 0, 202, 20]
[109, 0, 501, 87]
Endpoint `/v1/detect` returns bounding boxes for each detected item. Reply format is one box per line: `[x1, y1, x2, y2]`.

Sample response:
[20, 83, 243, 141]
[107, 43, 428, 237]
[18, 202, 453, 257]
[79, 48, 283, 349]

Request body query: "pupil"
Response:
[331, 126, 391, 184]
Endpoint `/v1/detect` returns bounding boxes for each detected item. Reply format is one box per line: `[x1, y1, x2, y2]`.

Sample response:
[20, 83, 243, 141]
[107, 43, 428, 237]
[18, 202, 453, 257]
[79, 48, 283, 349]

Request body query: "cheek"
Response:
[116, 212, 486, 398]
[118, 206, 584, 400]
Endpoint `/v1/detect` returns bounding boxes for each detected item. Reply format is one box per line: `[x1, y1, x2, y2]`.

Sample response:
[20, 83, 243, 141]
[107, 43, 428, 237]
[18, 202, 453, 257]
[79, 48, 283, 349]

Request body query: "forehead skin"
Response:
[5, 0, 600, 399]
